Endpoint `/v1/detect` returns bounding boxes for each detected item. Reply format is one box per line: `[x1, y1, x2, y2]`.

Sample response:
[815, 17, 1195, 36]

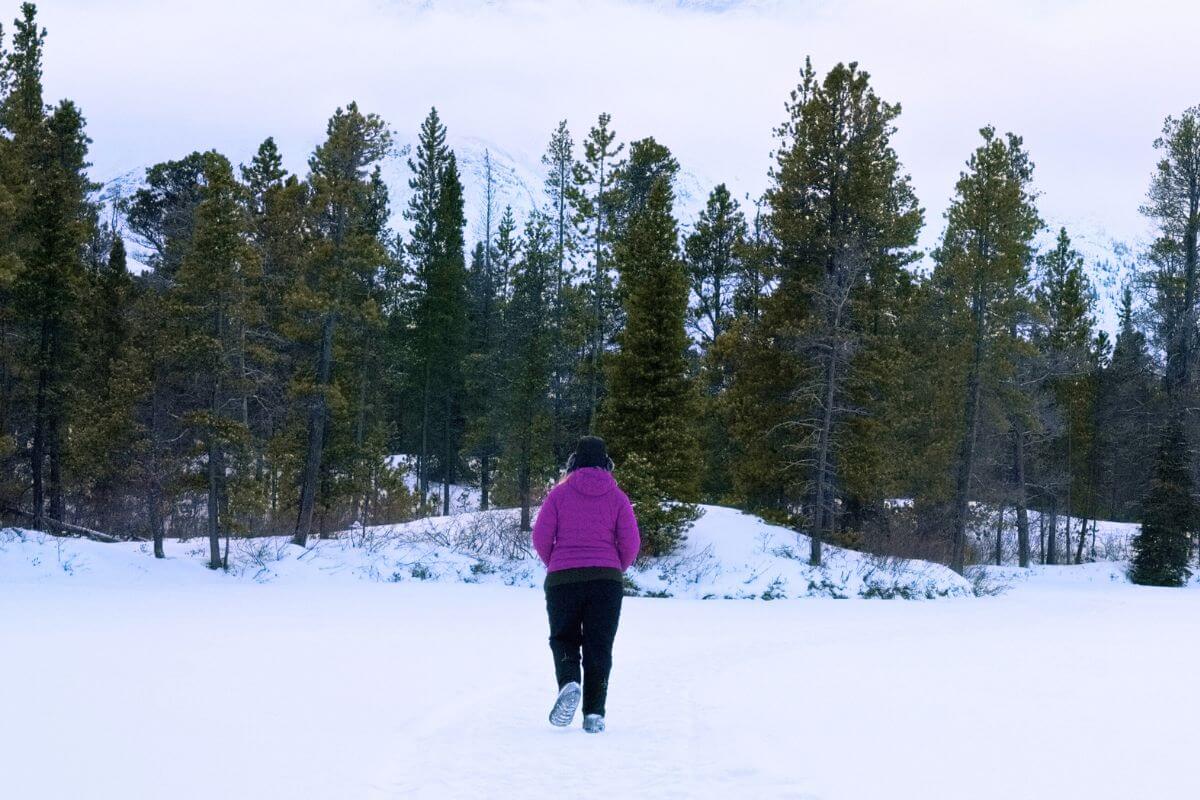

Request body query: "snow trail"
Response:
[3, 564, 1197, 799]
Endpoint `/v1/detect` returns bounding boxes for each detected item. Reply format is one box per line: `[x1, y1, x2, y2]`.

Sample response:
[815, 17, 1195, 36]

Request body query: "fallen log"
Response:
[1, 506, 121, 543]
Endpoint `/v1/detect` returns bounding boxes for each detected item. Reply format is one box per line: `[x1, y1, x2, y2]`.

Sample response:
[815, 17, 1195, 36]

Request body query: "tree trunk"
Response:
[206, 433, 222, 569]
[1013, 425, 1030, 568]
[518, 440, 532, 532]
[150, 487, 165, 559]
[480, 454, 490, 511]
[1038, 511, 1045, 564]
[994, 505, 1005, 566]
[293, 313, 335, 547]
[1046, 499, 1058, 565]
[149, 360, 166, 559]
[810, 346, 837, 567]
[30, 321, 50, 530]
[442, 393, 452, 517]
[350, 341, 371, 526]
[48, 407, 64, 523]
[587, 155, 606, 432]
[419, 360, 430, 499]
[1074, 515, 1088, 564]
[1064, 510, 1072, 565]
[207, 367, 223, 569]
[951, 304, 986, 575]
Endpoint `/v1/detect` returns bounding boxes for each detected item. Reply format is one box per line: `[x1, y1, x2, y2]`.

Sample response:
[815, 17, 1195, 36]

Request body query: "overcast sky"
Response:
[32, 0, 1200, 252]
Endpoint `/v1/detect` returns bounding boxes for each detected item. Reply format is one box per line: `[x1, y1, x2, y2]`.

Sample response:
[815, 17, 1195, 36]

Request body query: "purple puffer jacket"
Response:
[532, 467, 641, 572]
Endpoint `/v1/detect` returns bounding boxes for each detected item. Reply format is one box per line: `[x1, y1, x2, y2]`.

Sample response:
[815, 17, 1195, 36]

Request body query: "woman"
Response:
[531, 436, 640, 733]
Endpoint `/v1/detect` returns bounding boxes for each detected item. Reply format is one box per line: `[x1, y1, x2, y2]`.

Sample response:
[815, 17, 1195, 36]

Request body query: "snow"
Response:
[0, 505, 971, 599]
[3, 509, 1198, 799]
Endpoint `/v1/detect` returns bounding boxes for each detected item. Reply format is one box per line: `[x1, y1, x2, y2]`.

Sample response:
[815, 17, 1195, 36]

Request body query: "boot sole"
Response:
[549, 683, 581, 727]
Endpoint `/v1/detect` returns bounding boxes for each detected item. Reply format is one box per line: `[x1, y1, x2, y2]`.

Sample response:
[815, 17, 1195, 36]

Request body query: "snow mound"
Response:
[2, 504, 973, 599]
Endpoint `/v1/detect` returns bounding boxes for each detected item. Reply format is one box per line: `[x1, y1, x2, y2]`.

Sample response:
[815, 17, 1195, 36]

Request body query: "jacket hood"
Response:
[567, 467, 617, 497]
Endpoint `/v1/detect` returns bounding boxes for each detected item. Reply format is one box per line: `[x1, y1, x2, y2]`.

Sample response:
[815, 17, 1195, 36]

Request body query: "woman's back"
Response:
[532, 467, 640, 573]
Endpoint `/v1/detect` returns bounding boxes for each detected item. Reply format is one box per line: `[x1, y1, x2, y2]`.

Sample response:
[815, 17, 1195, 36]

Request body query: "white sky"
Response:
[31, 0, 1200, 253]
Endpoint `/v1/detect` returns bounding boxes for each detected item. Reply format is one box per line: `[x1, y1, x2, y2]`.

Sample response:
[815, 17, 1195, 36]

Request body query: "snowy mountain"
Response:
[97, 134, 718, 276]
[1037, 215, 1141, 337]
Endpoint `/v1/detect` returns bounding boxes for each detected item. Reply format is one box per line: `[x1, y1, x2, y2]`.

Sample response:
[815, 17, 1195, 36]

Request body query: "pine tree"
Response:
[170, 151, 259, 568]
[1130, 421, 1195, 586]
[932, 126, 1041, 573]
[686, 184, 746, 348]
[1142, 108, 1200, 402]
[1, 3, 95, 530]
[542, 121, 580, 462]
[1094, 289, 1159, 521]
[1033, 228, 1096, 564]
[600, 174, 699, 555]
[241, 138, 308, 528]
[611, 137, 678, 238]
[71, 234, 144, 531]
[572, 113, 624, 430]
[125, 152, 207, 283]
[727, 60, 922, 564]
[499, 214, 556, 530]
[685, 184, 748, 501]
[494, 205, 517, 301]
[292, 103, 391, 546]
[405, 107, 449, 501]
[464, 241, 503, 510]
[406, 113, 468, 516]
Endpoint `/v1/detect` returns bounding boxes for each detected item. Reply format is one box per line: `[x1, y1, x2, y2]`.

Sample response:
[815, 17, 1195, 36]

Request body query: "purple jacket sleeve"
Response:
[531, 491, 557, 567]
[615, 491, 641, 571]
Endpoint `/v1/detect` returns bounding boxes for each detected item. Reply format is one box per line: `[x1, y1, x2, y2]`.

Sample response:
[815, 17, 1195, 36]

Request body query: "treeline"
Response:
[0, 5, 1194, 578]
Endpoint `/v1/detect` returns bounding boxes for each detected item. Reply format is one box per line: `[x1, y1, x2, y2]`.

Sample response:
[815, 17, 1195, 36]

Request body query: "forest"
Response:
[1, 2, 1194, 585]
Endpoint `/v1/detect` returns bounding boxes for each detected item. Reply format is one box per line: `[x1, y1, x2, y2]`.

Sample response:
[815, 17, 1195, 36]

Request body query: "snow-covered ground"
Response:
[967, 506, 1140, 565]
[3, 507, 1198, 799]
[0, 505, 971, 599]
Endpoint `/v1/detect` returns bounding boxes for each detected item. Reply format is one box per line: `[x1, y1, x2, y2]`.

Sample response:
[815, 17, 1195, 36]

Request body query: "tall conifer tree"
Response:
[601, 174, 698, 555]
[932, 127, 1041, 573]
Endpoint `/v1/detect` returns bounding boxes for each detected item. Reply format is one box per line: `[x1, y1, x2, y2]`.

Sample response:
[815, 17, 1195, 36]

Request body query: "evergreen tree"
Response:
[70, 235, 143, 531]
[170, 151, 258, 568]
[542, 121, 581, 461]
[494, 205, 517, 301]
[292, 102, 391, 546]
[726, 60, 921, 564]
[1, 3, 95, 530]
[406, 113, 468, 516]
[1141, 108, 1200, 402]
[685, 184, 748, 501]
[572, 113, 624, 430]
[1094, 288, 1159, 521]
[405, 107, 448, 501]
[241, 139, 308, 528]
[126, 152, 207, 283]
[499, 215, 556, 530]
[1033, 227, 1096, 564]
[464, 241, 503, 509]
[686, 184, 746, 348]
[1130, 421, 1195, 586]
[611, 137, 679, 238]
[601, 175, 699, 555]
[932, 126, 1041, 573]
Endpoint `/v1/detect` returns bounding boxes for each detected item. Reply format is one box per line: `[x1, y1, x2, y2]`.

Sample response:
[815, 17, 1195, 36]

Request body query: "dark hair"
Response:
[566, 435, 614, 472]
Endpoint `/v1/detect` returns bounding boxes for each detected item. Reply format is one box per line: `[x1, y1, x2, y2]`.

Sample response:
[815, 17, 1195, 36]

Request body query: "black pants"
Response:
[545, 579, 623, 716]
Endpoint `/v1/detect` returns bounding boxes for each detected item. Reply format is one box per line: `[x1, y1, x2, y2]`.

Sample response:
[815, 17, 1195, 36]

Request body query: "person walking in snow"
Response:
[532, 436, 640, 734]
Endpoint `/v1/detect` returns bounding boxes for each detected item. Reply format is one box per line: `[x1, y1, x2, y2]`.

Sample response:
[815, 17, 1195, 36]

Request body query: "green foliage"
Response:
[495, 214, 557, 529]
[601, 173, 699, 506]
[1131, 422, 1195, 587]
[614, 452, 700, 558]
